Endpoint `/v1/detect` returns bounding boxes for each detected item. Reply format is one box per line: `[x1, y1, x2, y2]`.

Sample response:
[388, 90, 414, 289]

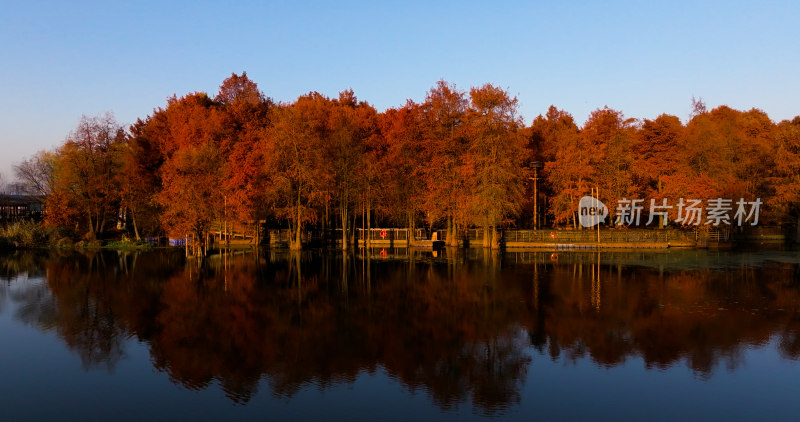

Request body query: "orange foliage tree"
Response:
[159, 142, 225, 255]
[323, 90, 378, 249]
[216, 73, 272, 225]
[46, 113, 125, 239]
[18, 72, 800, 246]
[463, 84, 527, 248]
[262, 95, 329, 250]
[379, 102, 427, 236]
[120, 118, 164, 239]
[540, 109, 590, 227]
[583, 107, 638, 221]
[770, 117, 800, 228]
[633, 114, 685, 203]
[419, 81, 469, 245]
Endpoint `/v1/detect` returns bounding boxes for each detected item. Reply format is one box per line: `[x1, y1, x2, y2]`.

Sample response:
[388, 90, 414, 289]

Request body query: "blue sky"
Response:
[1, 0, 798, 179]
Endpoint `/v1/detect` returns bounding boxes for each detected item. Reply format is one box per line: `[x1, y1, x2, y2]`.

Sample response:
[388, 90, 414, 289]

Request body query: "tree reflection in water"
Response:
[1, 248, 798, 413]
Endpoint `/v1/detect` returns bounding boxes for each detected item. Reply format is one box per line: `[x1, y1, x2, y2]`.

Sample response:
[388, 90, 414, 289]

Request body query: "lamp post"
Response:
[529, 161, 543, 230]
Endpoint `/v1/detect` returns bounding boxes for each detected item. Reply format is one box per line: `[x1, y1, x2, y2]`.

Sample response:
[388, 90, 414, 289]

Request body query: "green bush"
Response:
[53, 237, 74, 248]
[0, 221, 51, 248]
[103, 239, 153, 250]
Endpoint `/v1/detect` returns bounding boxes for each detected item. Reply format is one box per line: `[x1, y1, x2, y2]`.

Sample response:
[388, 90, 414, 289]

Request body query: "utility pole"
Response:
[529, 162, 543, 229]
[595, 187, 600, 244]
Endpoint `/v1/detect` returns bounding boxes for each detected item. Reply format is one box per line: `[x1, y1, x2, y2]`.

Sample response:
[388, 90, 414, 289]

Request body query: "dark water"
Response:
[1, 247, 799, 421]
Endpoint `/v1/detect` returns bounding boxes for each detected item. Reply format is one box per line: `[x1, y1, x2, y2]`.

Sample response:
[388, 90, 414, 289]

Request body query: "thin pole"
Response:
[596, 187, 600, 244]
[533, 167, 538, 230]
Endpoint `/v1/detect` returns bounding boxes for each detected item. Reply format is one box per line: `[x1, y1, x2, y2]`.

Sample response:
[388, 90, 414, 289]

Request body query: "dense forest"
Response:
[11, 73, 800, 249]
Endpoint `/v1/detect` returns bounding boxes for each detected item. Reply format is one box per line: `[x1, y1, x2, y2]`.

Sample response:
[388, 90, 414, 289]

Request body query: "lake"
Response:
[1, 247, 799, 421]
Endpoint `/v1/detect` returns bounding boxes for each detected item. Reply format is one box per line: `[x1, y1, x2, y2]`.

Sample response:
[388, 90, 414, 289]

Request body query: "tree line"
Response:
[12, 73, 800, 249]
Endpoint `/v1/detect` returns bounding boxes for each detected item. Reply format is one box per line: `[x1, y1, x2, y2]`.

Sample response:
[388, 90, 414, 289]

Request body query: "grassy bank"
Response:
[0, 221, 153, 251]
[0, 220, 56, 249]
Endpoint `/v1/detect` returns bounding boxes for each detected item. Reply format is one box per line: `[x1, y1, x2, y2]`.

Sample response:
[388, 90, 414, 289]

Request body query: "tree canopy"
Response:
[18, 73, 800, 246]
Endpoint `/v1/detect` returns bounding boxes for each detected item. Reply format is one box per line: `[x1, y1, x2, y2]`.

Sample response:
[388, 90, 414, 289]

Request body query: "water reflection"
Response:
[1, 248, 799, 413]
[525, 253, 800, 376]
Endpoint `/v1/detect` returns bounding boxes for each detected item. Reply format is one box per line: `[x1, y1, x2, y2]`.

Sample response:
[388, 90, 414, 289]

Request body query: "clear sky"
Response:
[1, 0, 798, 180]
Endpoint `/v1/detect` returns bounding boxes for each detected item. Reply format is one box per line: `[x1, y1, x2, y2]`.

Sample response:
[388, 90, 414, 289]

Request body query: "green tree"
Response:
[463, 84, 527, 248]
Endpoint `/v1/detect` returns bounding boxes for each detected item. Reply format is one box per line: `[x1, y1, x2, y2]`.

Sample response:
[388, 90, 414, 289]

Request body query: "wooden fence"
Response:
[225, 226, 740, 248]
[434, 228, 705, 246]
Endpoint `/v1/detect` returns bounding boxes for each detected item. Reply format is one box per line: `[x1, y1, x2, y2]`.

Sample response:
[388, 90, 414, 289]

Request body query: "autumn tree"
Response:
[159, 142, 225, 255]
[215, 73, 272, 226]
[631, 114, 685, 226]
[583, 107, 638, 219]
[379, 102, 426, 239]
[540, 108, 588, 227]
[151, 92, 226, 158]
[324, 90, 376, 249]
[358, 102, 386, 246]
[770, 117, 800, 229]
[263, 96, 329, 250]
[47, 113, 125, 238]
[633, 114, 684, 197]
[419, 81, 469, 246]
[137, 91, 228, 250]
[215, 71, 265, 107]
[528, 106, 578, 163]
[463, 84, 526, 248]
[528, 106, 579, 227]
[661, 106, 776, 224]
[120, 118, 165, 239]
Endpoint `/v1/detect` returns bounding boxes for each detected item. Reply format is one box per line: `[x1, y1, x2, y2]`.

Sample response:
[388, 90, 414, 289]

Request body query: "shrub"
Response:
[53, 237, 74, 248]
[104, 239, 154, 250]
[0, 221, 51, 248]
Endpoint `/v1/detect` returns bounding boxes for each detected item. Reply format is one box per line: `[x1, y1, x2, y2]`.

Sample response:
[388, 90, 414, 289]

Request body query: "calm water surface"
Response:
[1, 247, 799, 421]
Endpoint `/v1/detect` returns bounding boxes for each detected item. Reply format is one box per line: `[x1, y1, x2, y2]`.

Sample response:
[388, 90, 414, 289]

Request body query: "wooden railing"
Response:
[356, 228, 414, 242]
[435, 228, 698, 245]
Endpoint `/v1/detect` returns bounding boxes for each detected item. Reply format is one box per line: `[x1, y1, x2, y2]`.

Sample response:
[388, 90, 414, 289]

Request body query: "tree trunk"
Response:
[291, 197, 302, 251]
[324, 199, 328, 243]
[295, 222, 301, 250]
[87, 214, 95, 239]
[446, 216, 451, 246]
[131, 210, 140, 240]
[491, 226, 500, 249]
[407, 213, 415, 247]
[350, 205, 357, 246]
[366, 199, 371, 247]
[446, 215, 456, 247]
[340, 205, 348, 251]
[796, 214, 800, 244]
[482, 225, 491, 248]
[658, 175, 664, 228]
